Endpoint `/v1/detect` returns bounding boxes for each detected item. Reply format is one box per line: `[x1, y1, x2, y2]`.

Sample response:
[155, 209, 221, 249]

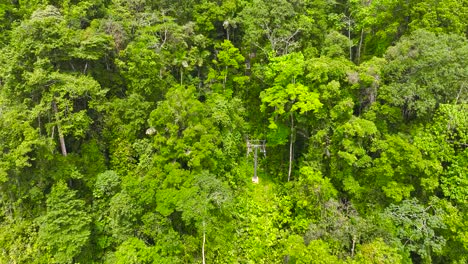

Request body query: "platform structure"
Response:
[247, 139, 266, 184]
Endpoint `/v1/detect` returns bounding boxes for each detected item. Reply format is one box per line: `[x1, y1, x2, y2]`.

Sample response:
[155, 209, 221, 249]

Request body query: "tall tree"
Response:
[260, 52, 322, 181]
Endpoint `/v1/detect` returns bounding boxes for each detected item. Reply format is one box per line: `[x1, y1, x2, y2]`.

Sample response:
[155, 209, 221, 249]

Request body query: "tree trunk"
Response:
[38, 116, 42, 136]
[180, 67, 183, 86]
[455, 83, 465, 104]
[52, 101, 67, 156]
[357, 28, 364, 64]
[223, 66, 228, 92]
[288, 112, 294, 182]
[351, 236, 356, 257]
[348, 18, 352, 61]
[202, 221, 206, 264]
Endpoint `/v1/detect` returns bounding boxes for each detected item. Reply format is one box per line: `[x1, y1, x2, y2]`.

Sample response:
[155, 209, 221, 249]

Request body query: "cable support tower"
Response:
[247, 139, 266, 184]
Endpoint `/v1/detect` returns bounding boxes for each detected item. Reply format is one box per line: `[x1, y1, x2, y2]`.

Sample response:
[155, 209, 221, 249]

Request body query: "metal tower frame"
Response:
[247, 139, 266, 183]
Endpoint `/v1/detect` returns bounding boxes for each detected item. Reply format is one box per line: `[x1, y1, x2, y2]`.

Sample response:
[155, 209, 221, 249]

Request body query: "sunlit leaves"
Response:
[261, 52, 322, 128]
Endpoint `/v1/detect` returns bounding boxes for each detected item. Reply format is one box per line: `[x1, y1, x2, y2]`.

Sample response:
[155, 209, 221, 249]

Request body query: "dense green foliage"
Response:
[0, 0, 467, 263]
